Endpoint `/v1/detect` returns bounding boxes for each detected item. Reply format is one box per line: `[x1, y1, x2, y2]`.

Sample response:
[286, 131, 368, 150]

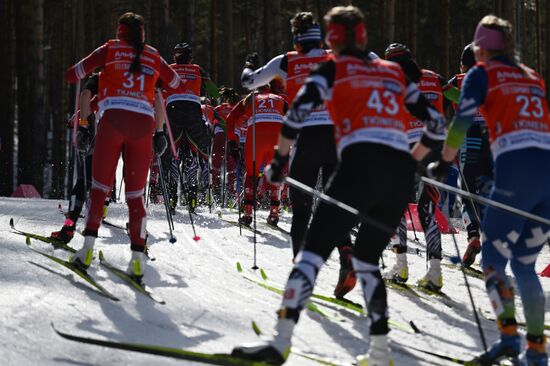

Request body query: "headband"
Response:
[325, 22, 366, 46]
[473, 24, 505, 50]
[294, 25, 322, 44]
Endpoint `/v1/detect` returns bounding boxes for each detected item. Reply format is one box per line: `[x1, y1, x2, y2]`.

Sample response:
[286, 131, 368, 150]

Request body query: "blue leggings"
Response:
[481, 148, 550, 337]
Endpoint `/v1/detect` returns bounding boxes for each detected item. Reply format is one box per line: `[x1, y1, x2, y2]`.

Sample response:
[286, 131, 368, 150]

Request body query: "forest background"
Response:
[0, 0, 545, 198]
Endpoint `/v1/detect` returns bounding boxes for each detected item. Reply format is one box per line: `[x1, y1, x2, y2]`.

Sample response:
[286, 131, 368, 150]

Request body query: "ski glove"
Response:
[244, 52, 259, 70]
[153, 130, 168, 156]
[264, 148, 289, 185]
[228, 139, 240, 160]
[76, 126, 93, 153]
[426, 159, 452, 182]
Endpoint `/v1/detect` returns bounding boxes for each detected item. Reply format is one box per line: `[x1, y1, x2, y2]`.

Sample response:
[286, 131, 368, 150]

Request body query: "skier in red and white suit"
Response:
[225, 85, 287, 226]
[212, 87, 240, 205]
[64, 12, 183, 281]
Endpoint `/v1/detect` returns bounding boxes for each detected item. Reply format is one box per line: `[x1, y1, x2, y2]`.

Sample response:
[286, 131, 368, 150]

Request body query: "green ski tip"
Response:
[25, 236, 31, 245]
[251, 321, 262, 336]
[236, 262, 243, 273]
[259, 268, 268, 281]
[98, 250, 105, 261]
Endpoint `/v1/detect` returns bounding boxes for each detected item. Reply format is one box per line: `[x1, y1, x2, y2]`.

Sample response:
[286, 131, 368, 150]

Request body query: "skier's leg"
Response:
[417, 184, 444, 290]
[509, 202, 549, 362]
[72, 112, 124, 268]
[232, 158, 359, 363]
[239, 131, 255, 225]
[288, 130, 324, 258]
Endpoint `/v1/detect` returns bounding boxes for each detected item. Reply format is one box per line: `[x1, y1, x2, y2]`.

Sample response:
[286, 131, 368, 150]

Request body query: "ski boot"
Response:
[239, 201, 253, 226]
[127, 247, 147, 285]
[69, 234, 96, 270]
[462, 236, 481, 267]
[384, 250, 408, 284]
[231, 318, 293, 365]
[472, 334, 521, 365]
[50, 219, 76, 244]
[518, 335, 547, 366]
[266, 200, 280, 226]
[418, 258, 443, 292]
[102, 200, 110, 219]
[334, 245, 356, 298]
[356, 335, 395, 366]
[187, 188, 198, 213]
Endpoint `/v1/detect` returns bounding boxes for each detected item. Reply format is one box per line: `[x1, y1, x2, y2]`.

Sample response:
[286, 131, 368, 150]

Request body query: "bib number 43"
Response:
[367, 89, 399, 115]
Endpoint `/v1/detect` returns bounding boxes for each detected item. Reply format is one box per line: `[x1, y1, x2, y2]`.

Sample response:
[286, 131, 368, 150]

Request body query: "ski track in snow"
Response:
[1, 197, 549, 365]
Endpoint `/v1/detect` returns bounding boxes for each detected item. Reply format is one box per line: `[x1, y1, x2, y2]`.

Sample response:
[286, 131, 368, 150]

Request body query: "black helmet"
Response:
[384, 43, 412, 60]
[460, 43, 475, 69]
[174, 42, 191, 54]
[174, 42, 192, 64]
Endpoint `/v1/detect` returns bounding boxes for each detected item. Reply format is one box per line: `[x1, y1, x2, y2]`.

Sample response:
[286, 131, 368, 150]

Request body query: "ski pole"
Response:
[456, 166, 483, 230]
[237, 149, 243, 236]
[71, 81, 81, 203]
[422, 177, 550, 227]
[156, 154, 177, 243]
[179, 151, 201, 242]
[406, 205, 420, 242]
[221, 133, 228, 208]
[251, 90, 258, 270]
[284, 177, 426, 248]
[157, 90, 178, 159]
[208, 129, 214, 214]
[443, 210, 488, 353]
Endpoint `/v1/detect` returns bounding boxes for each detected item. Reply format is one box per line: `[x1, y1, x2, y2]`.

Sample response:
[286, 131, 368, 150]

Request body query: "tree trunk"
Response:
[222, 0, 235, 87]
[386, 0, 395, 44]
[184, 0, 195, 44]
[15, 0, 46, 194]
[409, 0, 417, 54]
[210, 0, 218, 82]
[0, 0, 16, 195]
[441, 0, 450, 78]
[272, 0, 283, 55]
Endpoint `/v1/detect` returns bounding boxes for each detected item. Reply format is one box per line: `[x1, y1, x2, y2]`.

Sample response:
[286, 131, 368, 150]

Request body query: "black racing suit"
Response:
[277, 53, 446, 336]
[161, 65, 212, 210]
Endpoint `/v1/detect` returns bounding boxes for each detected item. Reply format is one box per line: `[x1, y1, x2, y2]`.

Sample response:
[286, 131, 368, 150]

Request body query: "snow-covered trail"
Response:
[0, 197, 548, 365]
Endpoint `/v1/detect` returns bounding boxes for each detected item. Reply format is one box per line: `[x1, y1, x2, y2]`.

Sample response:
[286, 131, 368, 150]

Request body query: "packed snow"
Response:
[1, 196, 549, 365]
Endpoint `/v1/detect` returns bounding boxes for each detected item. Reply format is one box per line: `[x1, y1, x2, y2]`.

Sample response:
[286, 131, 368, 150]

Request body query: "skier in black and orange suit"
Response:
[240, 11, 357, 298]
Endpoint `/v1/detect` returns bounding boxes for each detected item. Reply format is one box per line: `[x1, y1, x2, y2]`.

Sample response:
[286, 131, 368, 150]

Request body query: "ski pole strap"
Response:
[421, 177, 550, 227]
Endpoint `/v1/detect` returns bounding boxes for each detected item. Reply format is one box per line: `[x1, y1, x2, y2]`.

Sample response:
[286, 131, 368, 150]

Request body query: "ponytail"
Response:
[118, 12, 145, 74]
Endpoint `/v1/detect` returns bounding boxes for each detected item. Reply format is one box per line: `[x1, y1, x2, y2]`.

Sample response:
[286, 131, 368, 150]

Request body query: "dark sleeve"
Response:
[279, 55, 288, 73]
[83, 74, 99, 95]
[280, 60, 335, 139]
[403, 78, 447, 148]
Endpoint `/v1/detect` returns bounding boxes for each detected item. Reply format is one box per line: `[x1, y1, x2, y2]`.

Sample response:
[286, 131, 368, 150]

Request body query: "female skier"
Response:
[64, 12, 182, 282]
[430, 15, 548, 366]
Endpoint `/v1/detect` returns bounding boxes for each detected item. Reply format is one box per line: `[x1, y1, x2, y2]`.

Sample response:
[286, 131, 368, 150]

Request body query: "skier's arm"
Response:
[405, 81, 447, 162]
[440, 66, 488, 162]
[276, 61, 334, 156]
[158, 56, 182, 92]
[65, 44, 108, 83]
[79, 74, 99, 122]
[154, 90, 164, 131]
[225, 101, 246, 142]
[199, 66, 220, 99]
[241, 54, 288, 90]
